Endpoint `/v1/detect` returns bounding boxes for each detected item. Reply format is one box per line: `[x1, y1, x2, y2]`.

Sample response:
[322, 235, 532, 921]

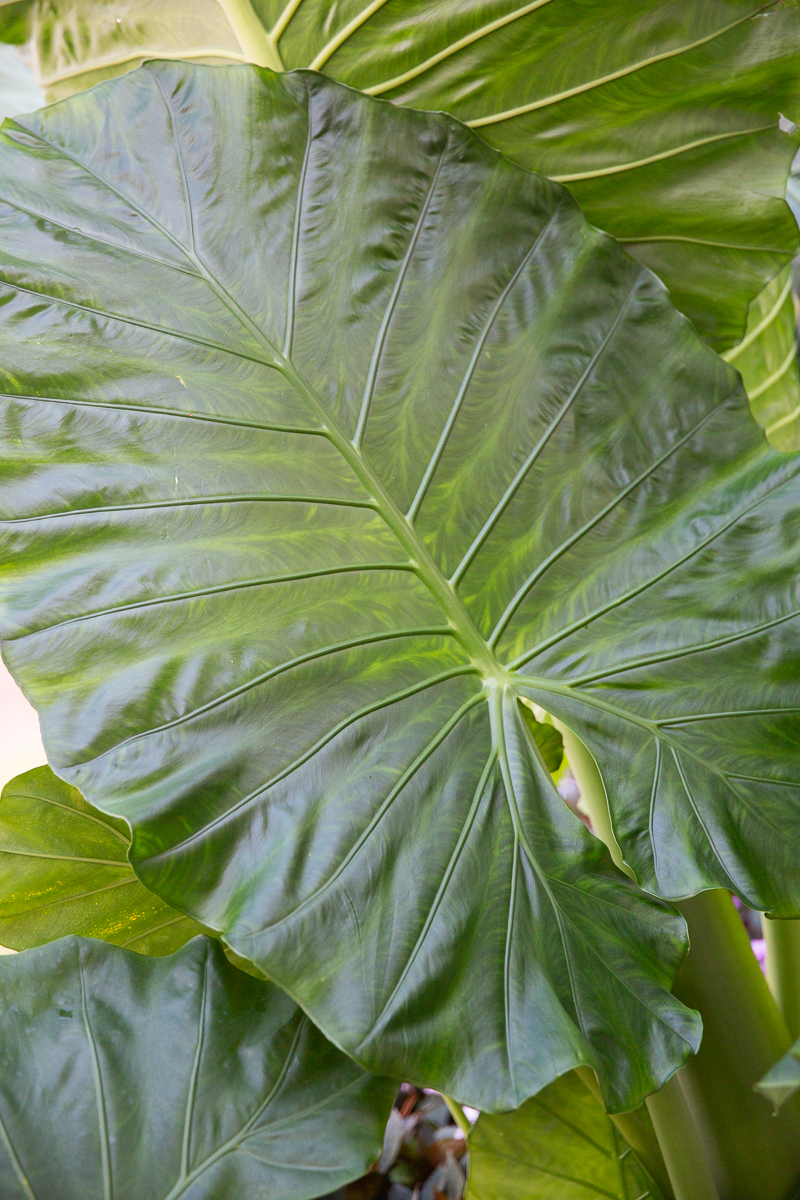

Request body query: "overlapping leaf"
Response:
[0, 935, 395, 1199]
[3, 0, 799, 358]
[0, 764, 206, 952]
[468, 1070, 665, 1200]
[8, 60, 800, 1112]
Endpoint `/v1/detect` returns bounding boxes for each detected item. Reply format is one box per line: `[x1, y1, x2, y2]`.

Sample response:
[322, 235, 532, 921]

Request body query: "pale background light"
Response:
[0, 657, 46, 793]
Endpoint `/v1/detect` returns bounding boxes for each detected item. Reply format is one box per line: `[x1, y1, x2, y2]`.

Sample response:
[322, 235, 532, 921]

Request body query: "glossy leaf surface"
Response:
[9, 60, 800, 1111]
[468, 1070, 664, 1200]
[3, 0, 799, 354]
[0, 935, 395, 1199]
[0, 764, 206, 953]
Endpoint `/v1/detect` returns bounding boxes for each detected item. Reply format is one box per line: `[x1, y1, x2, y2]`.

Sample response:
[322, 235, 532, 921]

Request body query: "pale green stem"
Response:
[216, 0, 283, 70]
[674, 891, 800, 1200]
[764, 916, 800, 1041]
[552, 719, 632, 876]
[645, 1074, 719, 1200]
[442, 1095, 471, 1139]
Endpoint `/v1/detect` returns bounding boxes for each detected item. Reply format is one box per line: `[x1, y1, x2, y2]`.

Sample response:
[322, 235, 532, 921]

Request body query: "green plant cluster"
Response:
[1, 3, 800, 1198]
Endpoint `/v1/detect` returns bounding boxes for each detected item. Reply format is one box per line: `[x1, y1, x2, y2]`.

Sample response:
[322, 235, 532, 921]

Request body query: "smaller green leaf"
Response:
[0, 765, 206, 953]
[0, 935, 396, 1199]
[755, 1037, 800, 1113]
[468, 1070, 664, 1200]
[518, 703, 564, 776]
[724, 262, 800, 452]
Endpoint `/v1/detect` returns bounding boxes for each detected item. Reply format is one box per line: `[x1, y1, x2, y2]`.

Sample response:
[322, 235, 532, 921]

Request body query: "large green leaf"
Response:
[468, 1070, 664, 1200]
[0, 764, 207, 952]
[3, 0, 799, 357]
[0, 935, 395, 1198]
[11, 58, 800, 1113]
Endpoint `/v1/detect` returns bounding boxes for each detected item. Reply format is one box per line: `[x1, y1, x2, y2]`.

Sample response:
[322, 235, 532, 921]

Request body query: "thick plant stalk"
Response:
[674, 891, 800, 1200]
[764, 917, 800, 1040]
[645, 1075, 719, 1200]
[442, 1095, 472, 1139]
[216, 0, 283, 71]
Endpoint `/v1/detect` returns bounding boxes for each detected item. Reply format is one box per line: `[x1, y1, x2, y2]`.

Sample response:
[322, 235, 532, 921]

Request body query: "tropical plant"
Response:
[0, 7, 800, 1200]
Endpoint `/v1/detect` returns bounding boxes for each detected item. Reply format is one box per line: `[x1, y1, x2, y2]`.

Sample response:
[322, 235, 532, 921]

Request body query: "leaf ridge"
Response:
[566, 602, 800, 685]
[118, 915, 193, 949]
[66, 625, 457, 768]
[507, 398, 793, 668]
[407, 199, 567, 523]
[471, 1142, 620, 1197]
[0, 193, 204, 280]
[283, 110, 313, 357]
[220, 690, 486, 939]
[180, 945, 209, 1178]
[468, 5, 777, 128]
[0, 1109, 37, 1200]
[495, 390, 735, 651]
[669, 746, 730, 882]
[450, 276, 639, 587]
[2, 789, 129, 845]
[364, 0, 559, 97]
[724, 269, 793, 363]
[10, 563, 418, 642]
[552, 124, 774, 184]
[354, 748, 498, 1050]
[308, 0, 392, 71]
[2, 493, 378, 524]
[79, 950, 113, 1200]
[0, 391, 328, 438]
[139, 671, 483, 866]
[354, 133, 449, 447]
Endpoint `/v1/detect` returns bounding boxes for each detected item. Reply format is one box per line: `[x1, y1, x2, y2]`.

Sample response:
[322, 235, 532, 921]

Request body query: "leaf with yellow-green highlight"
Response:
[468, 1070, 665, 1200]
[0, 764, 207, 953]
[724, 262, 800, 452]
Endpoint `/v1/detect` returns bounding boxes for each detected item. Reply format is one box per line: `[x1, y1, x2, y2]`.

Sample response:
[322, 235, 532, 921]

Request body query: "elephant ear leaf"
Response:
[0, 935, 395, 1199]
[0, 765, 207, 953]
[13, 58, 800, 1113]
[468, 1070, 665, 1200]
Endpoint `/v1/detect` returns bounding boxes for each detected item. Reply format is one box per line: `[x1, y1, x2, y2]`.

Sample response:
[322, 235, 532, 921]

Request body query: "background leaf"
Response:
[0, 61, 710, 1113]
[3, 0, 799, 358]
[0, 935, 396, 1199]
[0, 764, 207, 953]
[468, 1070, 665, 1200]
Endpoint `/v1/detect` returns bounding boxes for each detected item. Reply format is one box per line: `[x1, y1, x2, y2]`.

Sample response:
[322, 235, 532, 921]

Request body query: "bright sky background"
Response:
[0, 657, 46, 793]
